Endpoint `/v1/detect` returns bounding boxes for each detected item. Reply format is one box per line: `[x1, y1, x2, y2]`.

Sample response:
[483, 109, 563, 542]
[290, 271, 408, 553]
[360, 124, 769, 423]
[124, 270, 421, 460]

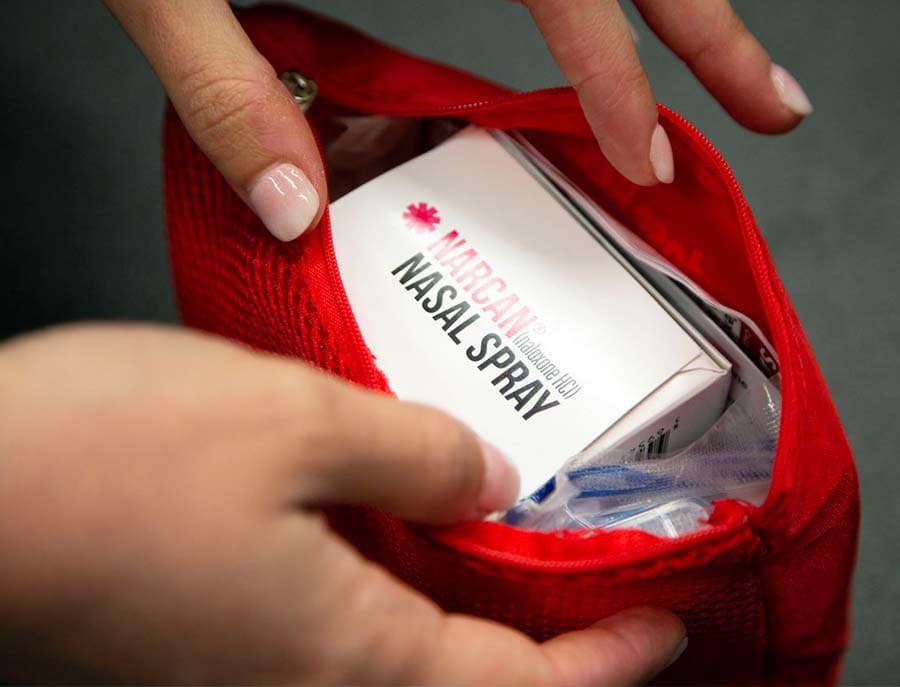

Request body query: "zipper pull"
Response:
[279, 70, 318, 113]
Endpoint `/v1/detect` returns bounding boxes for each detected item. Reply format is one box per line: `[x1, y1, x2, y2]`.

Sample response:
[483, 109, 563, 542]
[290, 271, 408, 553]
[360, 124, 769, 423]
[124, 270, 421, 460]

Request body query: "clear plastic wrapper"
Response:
[500, 379, 780, 535]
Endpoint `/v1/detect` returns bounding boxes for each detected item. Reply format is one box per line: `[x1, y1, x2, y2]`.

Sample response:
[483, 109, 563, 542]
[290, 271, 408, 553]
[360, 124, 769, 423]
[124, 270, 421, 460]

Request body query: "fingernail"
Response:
[625, 17, 640, 44]
[665, 637, 689, 669]
[649, 124, 674, 184]
[248, 163, 320, 241]
[476, 439, 520, 514]
[770, 64, 813, 117]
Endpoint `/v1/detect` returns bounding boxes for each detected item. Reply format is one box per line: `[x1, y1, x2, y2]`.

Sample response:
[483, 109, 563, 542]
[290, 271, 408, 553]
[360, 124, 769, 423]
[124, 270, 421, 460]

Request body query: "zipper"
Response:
[655, 105, 796, 532]
[279, 70, 318, 112]
[279, 67, 792, 568]
[287, 77, 388, 392]
[279, 67, 574, 118]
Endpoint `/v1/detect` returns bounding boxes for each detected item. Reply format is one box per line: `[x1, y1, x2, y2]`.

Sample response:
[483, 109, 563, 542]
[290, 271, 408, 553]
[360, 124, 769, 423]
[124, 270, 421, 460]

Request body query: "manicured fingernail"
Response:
[248, 163, 320, 241]
[770, 64, 813, 117]
[477, 439, 520, 514]
[649, 124, 674, 184]
[625, 17, 640, 44]
[665, 637, 689, 669]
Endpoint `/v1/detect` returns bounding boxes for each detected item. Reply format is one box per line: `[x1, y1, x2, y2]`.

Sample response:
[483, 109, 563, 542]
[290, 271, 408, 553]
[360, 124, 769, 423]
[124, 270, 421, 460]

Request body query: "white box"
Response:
[329, 127, 730, 499]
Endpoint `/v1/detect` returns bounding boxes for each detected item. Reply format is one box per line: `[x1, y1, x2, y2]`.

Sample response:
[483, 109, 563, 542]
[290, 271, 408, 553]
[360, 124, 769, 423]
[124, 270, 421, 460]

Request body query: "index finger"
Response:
[525, 0, 673, 186]
[634, 0, 812, 132]
[105, 0, 327, 240]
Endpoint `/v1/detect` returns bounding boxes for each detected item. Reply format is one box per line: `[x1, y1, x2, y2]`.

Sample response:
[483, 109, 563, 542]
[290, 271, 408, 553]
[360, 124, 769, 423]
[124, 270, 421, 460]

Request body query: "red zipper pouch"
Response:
[162, 5, 859, 684]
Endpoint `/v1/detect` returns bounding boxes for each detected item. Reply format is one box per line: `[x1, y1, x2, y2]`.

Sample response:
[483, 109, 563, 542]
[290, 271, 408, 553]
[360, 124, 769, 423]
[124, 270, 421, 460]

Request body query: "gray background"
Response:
[2, 1, 897, 683]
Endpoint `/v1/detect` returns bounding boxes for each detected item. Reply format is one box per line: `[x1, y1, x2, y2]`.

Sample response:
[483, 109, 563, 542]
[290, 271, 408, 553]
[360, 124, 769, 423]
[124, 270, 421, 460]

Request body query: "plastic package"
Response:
[501, 378, 780, 535]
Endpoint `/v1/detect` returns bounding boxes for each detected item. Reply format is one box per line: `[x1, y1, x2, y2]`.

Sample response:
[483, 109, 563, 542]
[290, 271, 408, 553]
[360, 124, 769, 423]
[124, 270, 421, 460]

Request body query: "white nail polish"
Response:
[625, 17, 640, 44]
[650, 124, 674, 184]
[665, 637, 689, 669]
[248, 163, 320, 242]
[771, 64, 813, 117]
[476, 438, 520, 515]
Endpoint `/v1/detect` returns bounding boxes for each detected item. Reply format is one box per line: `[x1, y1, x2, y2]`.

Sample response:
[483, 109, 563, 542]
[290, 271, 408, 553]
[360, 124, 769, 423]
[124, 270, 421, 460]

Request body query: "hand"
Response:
[0, 324, 686, 683]
[521, 0, 812, 184]
[105, 1, 811, 240]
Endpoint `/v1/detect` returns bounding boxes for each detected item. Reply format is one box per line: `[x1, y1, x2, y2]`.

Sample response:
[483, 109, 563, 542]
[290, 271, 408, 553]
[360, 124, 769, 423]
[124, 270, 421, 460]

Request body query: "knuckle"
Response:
[685, 7, 752, 70]
[353, 584, 442, 683]
[577, 60, 649, 118]
[413, 406, 482, 506]
[271, 368, 342, 445]
[178, 58, 277, 148]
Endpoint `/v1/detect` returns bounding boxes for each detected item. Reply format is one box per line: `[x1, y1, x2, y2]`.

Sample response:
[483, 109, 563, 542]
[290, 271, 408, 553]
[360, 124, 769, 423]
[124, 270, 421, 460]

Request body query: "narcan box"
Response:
[330, 127, 731, 499]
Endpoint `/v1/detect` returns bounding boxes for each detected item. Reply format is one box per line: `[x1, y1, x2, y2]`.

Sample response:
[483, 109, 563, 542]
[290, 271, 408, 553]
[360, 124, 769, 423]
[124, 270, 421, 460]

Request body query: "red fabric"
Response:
[162, 5, 859, 684]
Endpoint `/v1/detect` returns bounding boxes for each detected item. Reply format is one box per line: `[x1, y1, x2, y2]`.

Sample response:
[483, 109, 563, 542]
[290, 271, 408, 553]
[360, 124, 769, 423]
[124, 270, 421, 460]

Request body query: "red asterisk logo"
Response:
[402, 202, 440, 234]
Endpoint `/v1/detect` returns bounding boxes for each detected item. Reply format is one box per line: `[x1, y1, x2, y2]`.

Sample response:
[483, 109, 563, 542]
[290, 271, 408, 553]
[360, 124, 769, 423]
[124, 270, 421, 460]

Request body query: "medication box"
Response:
[330, 127, 730, 499]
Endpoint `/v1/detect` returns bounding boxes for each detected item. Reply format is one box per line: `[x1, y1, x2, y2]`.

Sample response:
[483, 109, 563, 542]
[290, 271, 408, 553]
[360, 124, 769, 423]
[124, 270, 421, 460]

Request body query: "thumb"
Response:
[413, 605, 686, 685]
[541, 606, 687, 686]
[105, 0, 325, 241]
[289, 370, 521, 524]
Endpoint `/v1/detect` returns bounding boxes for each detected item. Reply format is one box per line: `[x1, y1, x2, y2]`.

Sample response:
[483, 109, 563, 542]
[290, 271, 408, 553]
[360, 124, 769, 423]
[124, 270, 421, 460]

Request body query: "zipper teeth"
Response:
[320, 206, 384, 389]
[426, 86, 574, 113]
[312, 68, 572, 117]
[308, 125, 386, 390]
[658, 104, 794, 526]
[659, 105, 754, 224]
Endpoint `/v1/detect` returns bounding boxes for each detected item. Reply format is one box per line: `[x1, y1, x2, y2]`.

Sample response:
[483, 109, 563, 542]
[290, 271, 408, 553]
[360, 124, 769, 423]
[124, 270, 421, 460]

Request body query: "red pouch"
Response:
[163, 5, 859, 684]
